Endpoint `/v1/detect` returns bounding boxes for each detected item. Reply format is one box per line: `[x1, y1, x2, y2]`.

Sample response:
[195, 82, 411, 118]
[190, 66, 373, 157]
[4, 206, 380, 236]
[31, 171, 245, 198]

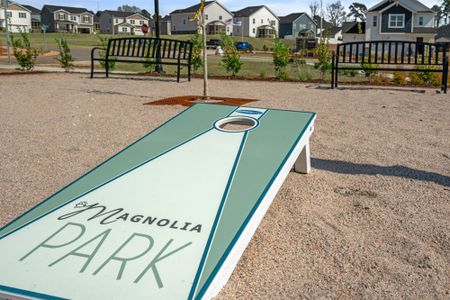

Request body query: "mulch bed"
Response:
[144, 95, 259, 107]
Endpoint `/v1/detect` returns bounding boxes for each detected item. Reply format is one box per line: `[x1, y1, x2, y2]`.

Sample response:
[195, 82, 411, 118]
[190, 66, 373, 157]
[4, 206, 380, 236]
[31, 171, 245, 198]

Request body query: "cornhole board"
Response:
[0, 104, 316, 300]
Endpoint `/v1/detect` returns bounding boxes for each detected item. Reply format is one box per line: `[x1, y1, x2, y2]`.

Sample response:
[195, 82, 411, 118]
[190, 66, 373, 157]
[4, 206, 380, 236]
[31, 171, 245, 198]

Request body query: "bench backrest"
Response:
[336, 41, 447, 66]
[107, 37, 193, 61]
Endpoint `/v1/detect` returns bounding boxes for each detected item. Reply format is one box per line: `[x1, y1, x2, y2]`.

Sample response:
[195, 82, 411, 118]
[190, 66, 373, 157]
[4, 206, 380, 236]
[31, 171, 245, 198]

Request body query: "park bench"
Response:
[91, 37, 193, 82]
[331, 40, 449, 93]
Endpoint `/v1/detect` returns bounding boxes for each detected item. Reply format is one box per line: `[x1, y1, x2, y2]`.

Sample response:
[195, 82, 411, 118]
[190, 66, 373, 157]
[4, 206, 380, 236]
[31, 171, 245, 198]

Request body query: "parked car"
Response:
[206, 39, 222, 49]
[235, 41, 251, 51]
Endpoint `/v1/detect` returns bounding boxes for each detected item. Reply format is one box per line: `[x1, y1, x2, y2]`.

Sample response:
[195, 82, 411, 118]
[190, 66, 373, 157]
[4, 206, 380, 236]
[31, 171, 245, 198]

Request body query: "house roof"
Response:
[313, 15, 333, 30]
[342, 21, 365, 34]
[233, 5, 278, 19]
[21, 4, 40, 14]
[413, 27, 437, 34]
[368, 0, 433, 13]
[161, 15, 171, 22]
[103, 10, 137, 18]
[436, 24, 450, 39]
[170, 1, 216, 14]
[330, 26, 342, 36]
[0, 1, 31, 12]
[279, 13, 305, 24]
[42, 5, 94, 15]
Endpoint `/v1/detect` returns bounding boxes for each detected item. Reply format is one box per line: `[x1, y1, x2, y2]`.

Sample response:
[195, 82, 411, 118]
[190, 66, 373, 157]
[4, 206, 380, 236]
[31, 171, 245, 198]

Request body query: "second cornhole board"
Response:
[0, 104, 316, 300]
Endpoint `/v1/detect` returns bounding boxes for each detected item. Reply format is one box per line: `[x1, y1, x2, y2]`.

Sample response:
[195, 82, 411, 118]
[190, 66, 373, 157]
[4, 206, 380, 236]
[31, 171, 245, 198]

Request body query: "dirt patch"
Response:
[334, 187, 378, 198]
[144, 95, 259, 107]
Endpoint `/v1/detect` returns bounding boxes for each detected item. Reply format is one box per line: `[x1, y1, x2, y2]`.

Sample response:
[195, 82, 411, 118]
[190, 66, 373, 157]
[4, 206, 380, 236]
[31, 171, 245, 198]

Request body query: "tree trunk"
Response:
[201, 12, 209, 99]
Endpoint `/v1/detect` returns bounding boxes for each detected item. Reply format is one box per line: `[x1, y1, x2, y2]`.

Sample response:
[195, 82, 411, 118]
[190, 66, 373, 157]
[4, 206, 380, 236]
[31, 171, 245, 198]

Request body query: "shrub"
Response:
[97, 35, 116, 71]
[272, 38, 290, 80]
[314, 38, 331, 80]
[220, 34, 243, 76]
[361, 63, 378, 83]
[55, 38, 74, 71]
[393, 71, 406, 84]
[297, 68, 313, 81]
[410, 65, 439, 86]
[259, 70, 267, 78]
[11, 31, 39, 71]
[143, 58, 157, 73]
[262, 45, 269, 52]
[190, 32, 203, 73]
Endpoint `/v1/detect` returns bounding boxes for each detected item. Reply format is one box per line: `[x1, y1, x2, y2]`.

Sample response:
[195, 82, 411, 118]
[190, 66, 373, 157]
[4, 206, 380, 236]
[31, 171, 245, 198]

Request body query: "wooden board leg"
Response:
[294, 140, 311, 174]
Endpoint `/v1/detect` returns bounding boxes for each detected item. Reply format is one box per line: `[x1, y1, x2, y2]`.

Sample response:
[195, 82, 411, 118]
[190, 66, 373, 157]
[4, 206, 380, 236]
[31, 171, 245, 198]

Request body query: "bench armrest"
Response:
[91, 47, 106, 59]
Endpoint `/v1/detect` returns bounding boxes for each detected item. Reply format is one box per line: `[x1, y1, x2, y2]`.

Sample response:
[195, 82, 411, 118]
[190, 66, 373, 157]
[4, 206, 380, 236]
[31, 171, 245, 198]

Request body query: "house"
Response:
[159, 15, 171, 35]
[342, 21, 366, 43]
[324, 26, 343, 44]
[314, 15, 333, 36]
[0, 1, 31, 33]
[94, 11, 101, 32]
[99, 10, 150, 35]
[233, 5, 279, 38]
[170, 1, 233, 35]
[22, 4, 40, 32]
[41, 5, 94, 33]
[366, 0, 437, 43]
[279, 12, 317, 39]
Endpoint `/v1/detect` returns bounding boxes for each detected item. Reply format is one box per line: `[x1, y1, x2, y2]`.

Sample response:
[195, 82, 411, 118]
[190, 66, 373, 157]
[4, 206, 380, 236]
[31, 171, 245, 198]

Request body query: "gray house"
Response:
[41, 5, 94, 33]
[99, 10, 150, 35]
[279, 13, 316, 39]
[365, 0, 436, 43]
[22, 4, 40, 31]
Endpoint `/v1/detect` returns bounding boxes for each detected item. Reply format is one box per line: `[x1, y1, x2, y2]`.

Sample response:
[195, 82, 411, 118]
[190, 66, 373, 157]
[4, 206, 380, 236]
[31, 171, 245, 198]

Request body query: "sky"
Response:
[20, 0, 441, 16]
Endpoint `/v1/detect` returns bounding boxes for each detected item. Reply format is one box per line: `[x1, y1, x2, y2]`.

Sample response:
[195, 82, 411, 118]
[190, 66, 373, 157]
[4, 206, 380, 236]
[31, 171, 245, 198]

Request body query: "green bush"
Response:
[143, 58, 157, 73]
[393, 71, 406, 84]
[55, 38, 74, 71]
[297, 68, 313, 81]
[190, 32, 203, 73]
[273, 38, 290, 80]
[314, 38, 331, 80]
[410, 66, 440, 86]
[11, 32, 39, 71]
[97, 35, 116, 71]
[220, 34, 243, 76]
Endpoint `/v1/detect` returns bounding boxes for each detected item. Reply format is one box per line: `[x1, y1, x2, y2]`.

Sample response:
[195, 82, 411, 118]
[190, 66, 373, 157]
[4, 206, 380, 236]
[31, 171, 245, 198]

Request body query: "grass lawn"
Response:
[0, 32, 295, 51]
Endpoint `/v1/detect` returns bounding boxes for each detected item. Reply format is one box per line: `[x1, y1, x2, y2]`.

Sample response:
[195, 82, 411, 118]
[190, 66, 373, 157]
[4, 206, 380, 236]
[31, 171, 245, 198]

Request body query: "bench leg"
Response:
[177, 63, 181, 83]
[90, 58, 94, 79]
[294, 140, 311, 174]
[188, 64, 191, 82]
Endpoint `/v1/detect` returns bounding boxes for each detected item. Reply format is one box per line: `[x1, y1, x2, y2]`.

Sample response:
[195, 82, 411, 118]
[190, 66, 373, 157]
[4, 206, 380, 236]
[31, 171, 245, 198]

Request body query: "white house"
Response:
[233, 5, 279, 38]
[0, 1, 31, 33]
[41, 5, 94, 34]
[366, 0, 437, 43]
[170, 1, 233, 35]
[99, 10, 150, 35]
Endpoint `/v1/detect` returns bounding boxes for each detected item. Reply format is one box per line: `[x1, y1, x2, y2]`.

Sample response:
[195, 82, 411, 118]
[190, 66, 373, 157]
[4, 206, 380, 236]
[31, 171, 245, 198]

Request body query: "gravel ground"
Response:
[0, 74, 449, 299]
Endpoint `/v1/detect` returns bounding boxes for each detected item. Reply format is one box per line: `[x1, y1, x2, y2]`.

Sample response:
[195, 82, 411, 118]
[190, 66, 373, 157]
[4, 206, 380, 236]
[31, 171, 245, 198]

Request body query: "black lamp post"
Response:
[154, 0, 163, 73]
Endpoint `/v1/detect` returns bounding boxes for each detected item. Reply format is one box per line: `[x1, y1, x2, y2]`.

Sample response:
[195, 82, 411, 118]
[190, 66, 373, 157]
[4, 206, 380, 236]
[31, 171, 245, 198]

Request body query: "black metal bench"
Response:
[91, 37, 193, 82]
[331, 41, 449, 93]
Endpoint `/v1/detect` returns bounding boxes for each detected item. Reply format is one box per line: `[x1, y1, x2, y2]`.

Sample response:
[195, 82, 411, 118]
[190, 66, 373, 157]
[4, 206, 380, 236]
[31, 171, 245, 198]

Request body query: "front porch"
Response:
[207, 21, 226, 35]
[257, 25, 276, 38]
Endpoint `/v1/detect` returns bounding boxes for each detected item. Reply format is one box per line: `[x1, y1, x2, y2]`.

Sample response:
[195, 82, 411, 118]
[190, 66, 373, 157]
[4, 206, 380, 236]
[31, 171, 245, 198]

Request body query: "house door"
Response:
[416, 37, 424, 55]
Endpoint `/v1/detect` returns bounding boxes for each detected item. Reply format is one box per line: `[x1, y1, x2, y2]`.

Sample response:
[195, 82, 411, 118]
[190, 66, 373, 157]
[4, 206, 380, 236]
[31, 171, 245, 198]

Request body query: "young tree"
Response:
[432, 5, 443, 27]
[193, 0, 209, 99]
[442, 0, 449, 25]
[326, 0, 347, 26]
[309, 1, 320, 18]
[348, 2, 367, 22]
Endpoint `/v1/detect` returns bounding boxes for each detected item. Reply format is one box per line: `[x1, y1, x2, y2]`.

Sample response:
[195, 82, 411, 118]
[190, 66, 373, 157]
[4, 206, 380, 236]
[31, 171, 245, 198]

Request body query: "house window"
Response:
[183, 19, 185, 24]
[6, 11, 12, 17]
[252, 28, 255, 34]
[205, 14, 208, 20]
[219, 15, 222, 20]
[130, 19, 135, 24]
[252, 18, 255, 24]
[372, 15, 377, 27]
[389, 14, 405, 28]
[419, 16, 424, 26]
[123, 27, 128, 32]
[83, 16, 90, 23]
[140, 20, 144, 25]
[71, 15, 76, 21]
[261, 19, 263, 24]
[19, 12, 27, 18]
[59, 13, 65, 20]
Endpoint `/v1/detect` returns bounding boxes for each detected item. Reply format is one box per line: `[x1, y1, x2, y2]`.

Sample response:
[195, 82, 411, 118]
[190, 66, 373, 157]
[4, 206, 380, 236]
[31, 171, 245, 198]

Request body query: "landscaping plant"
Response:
[190, 32, 203, 73]
[97, 35, 116, 71]
[220, 33, 243, 76]
[393, 71, 407, 85]
[314, 37, 332, 80]
[273, 38, 290, 80]
[11, 31, 39, 71]
[55, 38, 74, 71]
[361, 63, 379, 83]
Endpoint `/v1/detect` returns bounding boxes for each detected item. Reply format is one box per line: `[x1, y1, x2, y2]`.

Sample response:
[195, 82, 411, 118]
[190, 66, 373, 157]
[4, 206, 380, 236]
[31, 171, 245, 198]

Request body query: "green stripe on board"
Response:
[195, 109, 315, 297]
[0, 104, 237, 238]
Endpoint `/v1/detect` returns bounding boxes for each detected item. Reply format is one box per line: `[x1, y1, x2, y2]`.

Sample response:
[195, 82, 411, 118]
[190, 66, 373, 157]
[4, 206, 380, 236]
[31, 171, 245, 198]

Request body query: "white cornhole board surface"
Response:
[0, 104, 316, 300]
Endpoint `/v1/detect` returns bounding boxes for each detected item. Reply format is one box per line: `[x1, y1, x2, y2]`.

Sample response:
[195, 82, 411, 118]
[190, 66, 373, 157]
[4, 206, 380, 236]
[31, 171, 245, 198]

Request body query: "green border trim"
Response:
[194, 111, 316, 299]
[0, 285, 67, 300]
[188, 131, 249, 300]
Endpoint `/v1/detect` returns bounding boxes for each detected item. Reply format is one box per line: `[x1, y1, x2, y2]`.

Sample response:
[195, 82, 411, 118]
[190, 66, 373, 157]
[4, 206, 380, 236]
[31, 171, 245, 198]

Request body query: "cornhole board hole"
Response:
[0, 104, 316, 300]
